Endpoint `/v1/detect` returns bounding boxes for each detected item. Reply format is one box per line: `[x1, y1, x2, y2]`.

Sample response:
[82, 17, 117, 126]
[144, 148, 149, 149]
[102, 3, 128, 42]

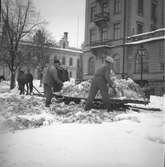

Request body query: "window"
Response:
[151, 2, 157, 23]
[101, 27, 108, 41]
[137, 22, 143, 34]
[69, 58, 73, 66]
[90, 6, 96, 22]
[90, 29, 97, 44]
[88, 57, 95, 75]
[137, 0, 143, 16]
[114, 0, 121, 14]
[62, 42, 66, 48]
[135, 52, 149, 73]
[62, 57, 66, 65]
[102, 2, 109, 13]
[114, 23, 121, 40]
[69, 71, 72, 78]
[160, 63, 165, 72]
[77, 59, 80, 68]
[135, 54, 141, 73]
[113, 54, 120, 73]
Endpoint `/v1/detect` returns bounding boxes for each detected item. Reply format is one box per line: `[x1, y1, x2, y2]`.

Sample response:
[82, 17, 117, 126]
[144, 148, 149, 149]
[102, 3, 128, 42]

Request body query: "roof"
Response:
[52, 47, 83, 54]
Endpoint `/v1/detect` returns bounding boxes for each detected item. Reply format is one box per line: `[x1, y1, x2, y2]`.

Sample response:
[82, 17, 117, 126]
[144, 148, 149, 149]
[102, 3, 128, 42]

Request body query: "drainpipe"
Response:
[122, 0, 127, 76]
[162, 0, 164, 27]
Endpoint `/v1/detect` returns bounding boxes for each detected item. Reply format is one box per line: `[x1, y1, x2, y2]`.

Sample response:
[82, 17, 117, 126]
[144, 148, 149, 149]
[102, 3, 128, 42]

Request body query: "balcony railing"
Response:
[93, 12, 109, 26]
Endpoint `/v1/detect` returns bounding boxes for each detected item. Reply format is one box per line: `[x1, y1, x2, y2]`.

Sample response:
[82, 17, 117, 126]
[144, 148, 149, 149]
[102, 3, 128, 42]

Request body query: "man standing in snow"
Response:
[26, 69, 33, 95]
[85, 56, 116, 111]
[43, 57, 63, 107]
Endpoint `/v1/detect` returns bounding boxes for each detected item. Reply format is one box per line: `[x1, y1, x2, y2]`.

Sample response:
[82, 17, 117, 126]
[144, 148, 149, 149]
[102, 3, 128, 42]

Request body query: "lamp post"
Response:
[137, 45, 146, 82]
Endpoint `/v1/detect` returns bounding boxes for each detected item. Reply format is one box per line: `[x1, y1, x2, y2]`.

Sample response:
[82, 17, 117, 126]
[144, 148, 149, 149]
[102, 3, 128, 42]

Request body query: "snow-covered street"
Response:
[0, 80, 164, 167]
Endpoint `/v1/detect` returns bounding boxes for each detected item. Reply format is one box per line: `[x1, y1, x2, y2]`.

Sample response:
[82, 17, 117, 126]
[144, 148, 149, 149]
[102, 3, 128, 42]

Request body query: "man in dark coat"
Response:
[17, 70, 26, 95]
[43, 58, 63, 107]
[85, 56, 116, 111]
[26, 69, 33, 95]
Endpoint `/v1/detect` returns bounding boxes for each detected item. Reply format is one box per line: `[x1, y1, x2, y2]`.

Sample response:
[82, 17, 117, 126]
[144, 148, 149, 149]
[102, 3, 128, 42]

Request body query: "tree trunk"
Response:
[10, 71, 16, 89]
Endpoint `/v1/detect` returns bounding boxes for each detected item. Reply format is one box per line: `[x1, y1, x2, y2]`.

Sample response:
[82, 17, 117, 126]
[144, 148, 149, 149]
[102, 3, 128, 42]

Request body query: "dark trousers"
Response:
[44, 84, 53, 106]
[18, 81, 25, 95]
[85, 76, 110, 110]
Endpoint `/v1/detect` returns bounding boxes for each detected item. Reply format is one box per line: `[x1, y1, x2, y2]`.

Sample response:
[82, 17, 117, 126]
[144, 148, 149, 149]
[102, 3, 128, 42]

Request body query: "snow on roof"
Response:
[126, 36, 165, 45]
[52, 47, 83, 54]
[19, 41, 83, 54]
[83, 44, 120, 52]
[127, 28, 165, 39]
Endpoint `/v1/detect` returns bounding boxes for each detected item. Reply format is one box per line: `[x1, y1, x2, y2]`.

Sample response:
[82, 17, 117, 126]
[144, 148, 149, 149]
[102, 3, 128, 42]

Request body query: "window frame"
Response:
[136, 22, 144, 34]
[114, 0, 121, 15]
[69, 57, 73, 66]
[90, 5, 96, 22]
[113, 22, 121, 40]
[101, 27, 108, 42]
[90, 29, 97, 44]
[137, 0, 144, 16]
[102, 1, 109, 13]
[62, 56, 66, 65]
[88, 57, 95, 75]
[151, 1, 157, 23]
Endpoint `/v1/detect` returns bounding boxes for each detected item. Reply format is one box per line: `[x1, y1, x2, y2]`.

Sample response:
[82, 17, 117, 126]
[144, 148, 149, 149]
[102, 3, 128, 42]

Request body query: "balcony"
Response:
[93, 12, 109, 27]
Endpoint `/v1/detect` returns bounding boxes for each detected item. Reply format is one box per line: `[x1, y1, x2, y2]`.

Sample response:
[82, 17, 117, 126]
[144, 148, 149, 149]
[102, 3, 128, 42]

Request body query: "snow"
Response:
[126, 36, 165, 45]
[127, 28, 165, 39]
[0, 80, 164, 167]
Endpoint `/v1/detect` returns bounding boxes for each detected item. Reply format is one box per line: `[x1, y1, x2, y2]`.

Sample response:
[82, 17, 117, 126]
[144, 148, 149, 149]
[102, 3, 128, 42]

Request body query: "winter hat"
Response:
[105, 56, 114, 63]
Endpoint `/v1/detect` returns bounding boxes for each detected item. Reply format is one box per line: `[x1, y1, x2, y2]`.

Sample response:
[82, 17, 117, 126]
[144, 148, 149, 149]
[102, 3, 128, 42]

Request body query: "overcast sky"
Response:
[33, 0, 86, 48]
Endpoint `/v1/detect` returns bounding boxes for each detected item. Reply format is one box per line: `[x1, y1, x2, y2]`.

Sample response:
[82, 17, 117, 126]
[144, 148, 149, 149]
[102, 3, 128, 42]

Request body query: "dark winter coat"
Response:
[43, 64, 63, 87]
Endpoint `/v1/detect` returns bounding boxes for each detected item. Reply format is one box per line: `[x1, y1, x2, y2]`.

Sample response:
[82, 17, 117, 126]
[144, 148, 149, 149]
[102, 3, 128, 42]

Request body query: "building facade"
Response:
[0, 33, 83, 81]
[83, 0, 165, 95]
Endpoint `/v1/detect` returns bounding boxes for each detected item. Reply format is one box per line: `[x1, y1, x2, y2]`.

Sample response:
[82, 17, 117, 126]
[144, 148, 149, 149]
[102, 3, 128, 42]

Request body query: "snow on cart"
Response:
[53, 77, 150, 110]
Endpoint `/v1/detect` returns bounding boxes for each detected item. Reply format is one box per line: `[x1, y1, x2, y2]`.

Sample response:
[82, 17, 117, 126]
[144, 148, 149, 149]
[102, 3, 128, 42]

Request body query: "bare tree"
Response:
[32, 28, 56, 86]
[0, 0, 41, 89]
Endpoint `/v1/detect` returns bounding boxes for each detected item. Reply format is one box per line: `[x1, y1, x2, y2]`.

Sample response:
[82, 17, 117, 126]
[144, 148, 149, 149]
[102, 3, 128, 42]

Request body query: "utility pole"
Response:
[76, 16, 79, 48]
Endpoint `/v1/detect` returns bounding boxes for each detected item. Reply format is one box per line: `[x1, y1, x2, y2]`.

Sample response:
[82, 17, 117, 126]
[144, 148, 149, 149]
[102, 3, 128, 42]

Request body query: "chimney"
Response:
[64, 32, 68, 39]
[59, 32, 69, 48]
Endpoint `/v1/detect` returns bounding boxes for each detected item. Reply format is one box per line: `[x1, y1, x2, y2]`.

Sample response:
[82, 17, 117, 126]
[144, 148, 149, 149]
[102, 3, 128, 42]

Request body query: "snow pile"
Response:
[49, 102, 118, 124]
[0, 80, 164, 133]
[0, 80, 164, 167]
[112, 76, 145, 99]
[61, 79, 91, 98]
[60, 77, 145, 100]
[0, 90, 55, 131]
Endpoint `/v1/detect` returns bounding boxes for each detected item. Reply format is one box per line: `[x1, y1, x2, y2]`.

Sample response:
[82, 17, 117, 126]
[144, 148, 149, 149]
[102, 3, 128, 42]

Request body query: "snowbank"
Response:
[0, 80, 164, 167]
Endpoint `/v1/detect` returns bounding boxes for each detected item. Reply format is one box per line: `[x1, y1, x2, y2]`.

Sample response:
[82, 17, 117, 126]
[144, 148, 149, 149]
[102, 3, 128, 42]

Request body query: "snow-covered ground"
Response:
[0, 80, 164, 167]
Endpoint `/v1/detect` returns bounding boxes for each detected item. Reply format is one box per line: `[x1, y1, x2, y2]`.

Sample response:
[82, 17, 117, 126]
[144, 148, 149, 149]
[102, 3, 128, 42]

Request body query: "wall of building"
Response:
[83, 0, 165, 95]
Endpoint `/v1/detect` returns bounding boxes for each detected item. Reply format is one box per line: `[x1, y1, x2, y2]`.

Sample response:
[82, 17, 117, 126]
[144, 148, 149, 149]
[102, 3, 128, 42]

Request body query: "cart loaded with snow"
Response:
[33, 75, 152, 111]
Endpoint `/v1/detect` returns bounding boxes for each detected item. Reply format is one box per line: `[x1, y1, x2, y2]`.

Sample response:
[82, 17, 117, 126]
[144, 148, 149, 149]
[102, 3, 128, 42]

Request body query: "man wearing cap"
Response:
[43, 58, 63, 107]
[85, 56, 116, 111]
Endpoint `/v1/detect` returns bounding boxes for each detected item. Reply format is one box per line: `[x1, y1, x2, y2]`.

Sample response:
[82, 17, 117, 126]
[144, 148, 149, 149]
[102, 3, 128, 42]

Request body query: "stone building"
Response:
[83, 0, 165, 95]
[0, 32, 83, 81]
